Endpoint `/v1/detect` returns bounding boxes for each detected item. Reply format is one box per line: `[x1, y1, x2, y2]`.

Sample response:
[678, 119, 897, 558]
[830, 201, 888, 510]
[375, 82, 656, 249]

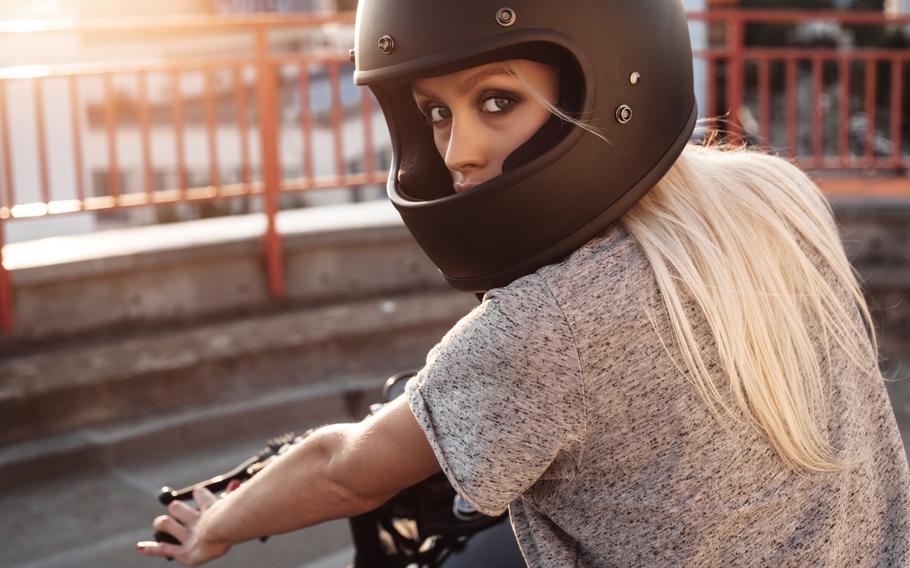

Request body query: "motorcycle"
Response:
[154, 370, 527, 568]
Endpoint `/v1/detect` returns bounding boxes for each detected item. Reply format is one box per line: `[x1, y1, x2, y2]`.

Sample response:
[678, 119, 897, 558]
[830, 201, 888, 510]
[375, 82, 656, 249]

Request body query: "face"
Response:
[411, 60, 559, 193]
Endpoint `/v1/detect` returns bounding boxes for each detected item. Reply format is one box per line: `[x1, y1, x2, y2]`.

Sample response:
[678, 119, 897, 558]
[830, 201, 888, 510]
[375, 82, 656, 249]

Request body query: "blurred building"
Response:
[0, 0, 216, 19]
[888, 0, 910, 16]
[709, 0, 877, 6]
[215, 0, 336, 12]
[683, 0, 710, 130]
[0, 0, 339, 18]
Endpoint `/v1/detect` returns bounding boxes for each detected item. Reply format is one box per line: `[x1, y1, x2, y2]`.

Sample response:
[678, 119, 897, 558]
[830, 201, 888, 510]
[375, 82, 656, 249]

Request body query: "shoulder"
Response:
[534, 224, 655, 313]
[415, 259, 585, 403]
[455, 224, 654, 351]
[475, 270, 571, 346]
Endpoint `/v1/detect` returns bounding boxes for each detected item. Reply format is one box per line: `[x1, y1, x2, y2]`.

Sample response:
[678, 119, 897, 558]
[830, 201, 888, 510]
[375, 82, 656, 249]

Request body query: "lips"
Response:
[454, 181, 479, 193]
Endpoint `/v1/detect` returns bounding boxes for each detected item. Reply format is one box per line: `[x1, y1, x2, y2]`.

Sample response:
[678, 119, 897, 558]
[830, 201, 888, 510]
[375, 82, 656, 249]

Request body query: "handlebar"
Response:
[151, 371, 518, 567]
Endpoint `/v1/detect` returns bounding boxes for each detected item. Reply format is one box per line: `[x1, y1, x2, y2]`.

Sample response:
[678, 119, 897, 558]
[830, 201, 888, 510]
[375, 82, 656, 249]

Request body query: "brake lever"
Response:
[153, 431, 311, 560]
[158, 431, 306, 504]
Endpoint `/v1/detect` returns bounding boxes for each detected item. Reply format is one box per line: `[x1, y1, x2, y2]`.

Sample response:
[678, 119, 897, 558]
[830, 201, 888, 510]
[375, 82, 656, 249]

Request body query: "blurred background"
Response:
[0, 1, 907, 566]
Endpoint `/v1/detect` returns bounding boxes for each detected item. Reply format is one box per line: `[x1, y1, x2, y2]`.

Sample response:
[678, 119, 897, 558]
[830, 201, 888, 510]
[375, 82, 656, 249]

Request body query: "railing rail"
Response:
[0, 9, 908, 334]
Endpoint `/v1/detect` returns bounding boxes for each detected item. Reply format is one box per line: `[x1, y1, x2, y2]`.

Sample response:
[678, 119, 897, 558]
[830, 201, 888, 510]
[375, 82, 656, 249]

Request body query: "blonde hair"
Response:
[511, 63, 879, 473]
[625, 142, 878, 473]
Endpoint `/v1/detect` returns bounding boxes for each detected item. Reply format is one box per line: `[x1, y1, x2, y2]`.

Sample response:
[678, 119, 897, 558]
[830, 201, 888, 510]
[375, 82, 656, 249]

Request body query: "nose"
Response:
[443, 118, 488, 175]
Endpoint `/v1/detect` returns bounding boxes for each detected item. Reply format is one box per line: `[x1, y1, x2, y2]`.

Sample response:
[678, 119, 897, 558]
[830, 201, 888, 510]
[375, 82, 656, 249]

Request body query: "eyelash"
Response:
[420, 92, 519, 126]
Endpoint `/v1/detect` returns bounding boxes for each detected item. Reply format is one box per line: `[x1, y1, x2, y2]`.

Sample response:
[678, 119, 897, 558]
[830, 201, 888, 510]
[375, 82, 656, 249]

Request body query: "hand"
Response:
[137, 486, 232, 566]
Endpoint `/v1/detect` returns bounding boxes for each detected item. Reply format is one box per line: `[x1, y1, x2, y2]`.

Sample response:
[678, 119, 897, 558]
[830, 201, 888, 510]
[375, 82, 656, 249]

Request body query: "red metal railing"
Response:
[688, 10, 910, 171]
[0, 13, 385, 333]
[0, 10, 908, 334]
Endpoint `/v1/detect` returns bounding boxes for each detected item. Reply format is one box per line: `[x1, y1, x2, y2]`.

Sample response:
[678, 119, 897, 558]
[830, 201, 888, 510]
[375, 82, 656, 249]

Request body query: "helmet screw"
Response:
[616, 104, 633, 124]
[378, 35, 396, 55]
[630, 72, 641, 85]
[496, 7, 517, 27]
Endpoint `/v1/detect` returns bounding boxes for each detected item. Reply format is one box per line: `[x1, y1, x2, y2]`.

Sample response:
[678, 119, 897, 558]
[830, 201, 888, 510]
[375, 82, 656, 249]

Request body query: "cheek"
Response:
[433, 131, 447, 160]
[494, 105, 552, 161]
[517, 103, 553, 140]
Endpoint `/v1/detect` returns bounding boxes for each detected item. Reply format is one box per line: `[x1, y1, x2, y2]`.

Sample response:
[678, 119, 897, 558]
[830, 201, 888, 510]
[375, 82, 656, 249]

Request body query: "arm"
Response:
[137, 395, 441, 565]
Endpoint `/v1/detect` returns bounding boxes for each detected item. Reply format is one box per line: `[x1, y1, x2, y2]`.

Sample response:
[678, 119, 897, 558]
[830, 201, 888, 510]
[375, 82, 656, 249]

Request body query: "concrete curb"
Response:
[0, 290, 477, 449]
[0, 375, 381, 488]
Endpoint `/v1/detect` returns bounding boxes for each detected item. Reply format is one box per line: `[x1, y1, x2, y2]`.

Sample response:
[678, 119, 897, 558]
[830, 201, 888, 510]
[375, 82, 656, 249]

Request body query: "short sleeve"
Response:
[406, 274, 586, 516]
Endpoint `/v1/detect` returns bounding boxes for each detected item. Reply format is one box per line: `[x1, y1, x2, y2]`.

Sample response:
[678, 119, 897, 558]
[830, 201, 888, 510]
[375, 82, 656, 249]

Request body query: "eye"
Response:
[425, 105, 451, 124]
[481, 95, 516, 114]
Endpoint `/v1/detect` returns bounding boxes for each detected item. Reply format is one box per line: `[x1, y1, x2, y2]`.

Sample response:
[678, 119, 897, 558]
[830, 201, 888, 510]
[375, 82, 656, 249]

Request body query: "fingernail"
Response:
[136, 544, 145, 552]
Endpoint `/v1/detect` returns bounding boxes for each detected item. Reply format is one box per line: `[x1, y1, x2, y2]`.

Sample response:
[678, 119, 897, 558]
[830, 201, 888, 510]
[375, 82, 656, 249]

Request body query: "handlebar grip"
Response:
[154, 530, 180, 545]
[154, 530, 178, 562]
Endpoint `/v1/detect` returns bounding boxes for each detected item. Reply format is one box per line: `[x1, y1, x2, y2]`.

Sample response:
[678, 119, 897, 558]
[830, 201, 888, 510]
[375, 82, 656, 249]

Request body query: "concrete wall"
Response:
[2, 200, 445, 345]
[2, 197, 908, 357]
[833, 198, 910, 362]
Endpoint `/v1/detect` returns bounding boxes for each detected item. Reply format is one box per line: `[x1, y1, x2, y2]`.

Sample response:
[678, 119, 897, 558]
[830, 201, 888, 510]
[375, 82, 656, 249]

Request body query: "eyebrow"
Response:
[412, 67, 513, 99]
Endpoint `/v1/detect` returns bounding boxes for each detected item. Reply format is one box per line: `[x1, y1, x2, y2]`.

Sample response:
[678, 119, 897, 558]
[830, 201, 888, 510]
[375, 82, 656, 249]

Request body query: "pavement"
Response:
[3, 412, 357, 568]
[0, 364, 390, 568]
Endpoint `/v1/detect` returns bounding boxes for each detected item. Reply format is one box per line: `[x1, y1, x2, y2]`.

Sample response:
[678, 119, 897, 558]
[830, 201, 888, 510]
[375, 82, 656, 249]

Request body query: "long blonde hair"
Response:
[510, 63, 878, 473]
[624, 142, 877, 473]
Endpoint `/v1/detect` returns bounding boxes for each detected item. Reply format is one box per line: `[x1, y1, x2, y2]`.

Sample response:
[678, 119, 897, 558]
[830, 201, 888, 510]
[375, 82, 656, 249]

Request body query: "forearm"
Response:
[138, 397, 437, 565]
[197, 424, 383, 546]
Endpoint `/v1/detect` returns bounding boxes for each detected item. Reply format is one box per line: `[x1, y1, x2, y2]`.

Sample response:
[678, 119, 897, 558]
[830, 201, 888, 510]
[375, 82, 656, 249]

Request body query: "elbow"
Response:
[314, 425, 391, 514]
[320, 476, 379, 516]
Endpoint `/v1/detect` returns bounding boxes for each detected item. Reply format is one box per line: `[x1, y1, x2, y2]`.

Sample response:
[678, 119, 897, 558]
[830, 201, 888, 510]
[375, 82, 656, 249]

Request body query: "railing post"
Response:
[0, 80, 12, 334]
[0, 214, 12, 334]
[727, 14, 745, 143]
[256, 27, 285, 298]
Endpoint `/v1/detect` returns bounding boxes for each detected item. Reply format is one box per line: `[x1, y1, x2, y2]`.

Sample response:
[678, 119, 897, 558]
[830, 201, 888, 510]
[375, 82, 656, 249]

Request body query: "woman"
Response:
[138, 1, 910, 565]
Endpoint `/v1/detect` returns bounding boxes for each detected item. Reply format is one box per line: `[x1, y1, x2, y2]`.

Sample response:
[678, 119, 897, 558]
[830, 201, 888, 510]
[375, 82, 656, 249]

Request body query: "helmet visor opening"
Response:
[375, 43, 585, 203]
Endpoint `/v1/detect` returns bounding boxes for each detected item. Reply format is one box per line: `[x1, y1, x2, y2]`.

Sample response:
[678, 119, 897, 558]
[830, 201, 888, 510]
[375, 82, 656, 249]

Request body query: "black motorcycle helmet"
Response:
[353, 0, 697, 292]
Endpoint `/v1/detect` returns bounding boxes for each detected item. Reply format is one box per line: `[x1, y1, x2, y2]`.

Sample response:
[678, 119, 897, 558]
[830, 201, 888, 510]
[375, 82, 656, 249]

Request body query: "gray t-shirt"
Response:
[406, 224, 910, 567]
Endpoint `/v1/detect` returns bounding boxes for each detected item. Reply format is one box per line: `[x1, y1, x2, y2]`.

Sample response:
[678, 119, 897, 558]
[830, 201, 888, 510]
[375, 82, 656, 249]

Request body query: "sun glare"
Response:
[0, 19, 53, 34]
[0, 65, 53, 80]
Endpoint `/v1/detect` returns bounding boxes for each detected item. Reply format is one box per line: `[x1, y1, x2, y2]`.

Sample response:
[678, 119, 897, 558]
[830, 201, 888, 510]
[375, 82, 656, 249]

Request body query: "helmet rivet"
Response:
[496, 7, 517, 27]
[378, 35, 396, 55]
[630, 72, 641, 85]
[616, 105, 633, 124]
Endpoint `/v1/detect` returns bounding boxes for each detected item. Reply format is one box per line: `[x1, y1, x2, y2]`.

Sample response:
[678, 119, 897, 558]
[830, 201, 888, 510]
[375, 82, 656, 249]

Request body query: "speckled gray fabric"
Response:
[406, 223, 910, 567]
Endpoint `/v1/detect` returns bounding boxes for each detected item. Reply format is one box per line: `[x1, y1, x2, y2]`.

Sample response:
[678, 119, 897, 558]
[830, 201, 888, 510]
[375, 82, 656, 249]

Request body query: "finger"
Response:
[168, 500, 200, 527]
[153, 515, 191, 544]
[193, 486, 218, 510]
[136, 539, 182, 560]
